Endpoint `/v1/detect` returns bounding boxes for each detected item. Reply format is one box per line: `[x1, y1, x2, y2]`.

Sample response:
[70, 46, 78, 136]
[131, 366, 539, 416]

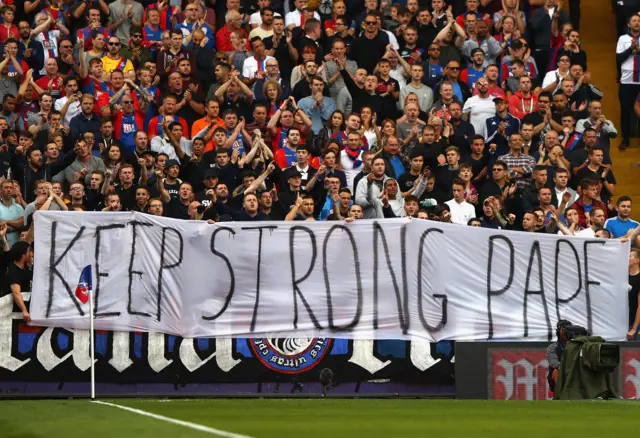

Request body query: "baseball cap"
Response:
[203, 168, 220, 178]
[166, 159, 180, 169]
[286, 168, 302, 179]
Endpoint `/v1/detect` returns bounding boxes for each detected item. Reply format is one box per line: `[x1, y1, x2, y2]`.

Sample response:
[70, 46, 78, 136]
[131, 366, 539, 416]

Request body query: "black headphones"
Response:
[556, 319, 572, 338]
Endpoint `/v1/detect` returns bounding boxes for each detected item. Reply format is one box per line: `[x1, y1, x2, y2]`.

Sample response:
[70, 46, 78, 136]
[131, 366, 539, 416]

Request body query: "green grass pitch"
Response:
[1, 399, 639, 437]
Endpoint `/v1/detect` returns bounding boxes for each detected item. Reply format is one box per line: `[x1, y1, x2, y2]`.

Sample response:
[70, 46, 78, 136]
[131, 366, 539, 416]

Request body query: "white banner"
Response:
[30, 211, 630, 341]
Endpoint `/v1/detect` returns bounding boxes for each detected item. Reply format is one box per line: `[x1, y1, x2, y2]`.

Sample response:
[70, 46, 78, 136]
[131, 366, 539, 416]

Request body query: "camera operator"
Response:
[547, 319, 573, 394]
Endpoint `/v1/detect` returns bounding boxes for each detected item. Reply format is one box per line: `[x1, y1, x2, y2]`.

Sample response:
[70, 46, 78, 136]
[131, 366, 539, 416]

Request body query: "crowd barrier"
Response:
[0, 295, 455, 397]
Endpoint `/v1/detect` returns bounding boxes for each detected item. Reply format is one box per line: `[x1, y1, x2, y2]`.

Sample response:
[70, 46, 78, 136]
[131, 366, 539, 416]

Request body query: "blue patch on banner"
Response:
[197, 338, 209, 351]
[134, 334, 142, 358]
[378, 340, 405, 358]
[235, 338, 252, 358]
[96, 333, 107, 356]
[167, 335, 176, 353]
[436, 341, 453, 357]
[57, 332, 69, 351]
[330, 339, 348, 355]
[18, 333, 36, 355]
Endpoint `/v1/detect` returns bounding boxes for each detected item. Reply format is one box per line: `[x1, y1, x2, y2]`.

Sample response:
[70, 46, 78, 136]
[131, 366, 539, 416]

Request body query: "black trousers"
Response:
[618, 83, 640, 142]
[569, 0, 581, 31]
[533, 49, 551, 76]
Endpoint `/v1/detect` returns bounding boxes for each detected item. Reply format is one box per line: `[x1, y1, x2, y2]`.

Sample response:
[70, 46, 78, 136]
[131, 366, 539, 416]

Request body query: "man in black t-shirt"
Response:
[628, 248, 640, 340]
[3, 241, 33, 322]
[158, 173, 194, 220]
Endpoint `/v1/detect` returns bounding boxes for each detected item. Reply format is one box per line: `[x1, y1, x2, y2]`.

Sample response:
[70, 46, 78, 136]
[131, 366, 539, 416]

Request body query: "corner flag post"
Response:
[89, 288, 95, 400]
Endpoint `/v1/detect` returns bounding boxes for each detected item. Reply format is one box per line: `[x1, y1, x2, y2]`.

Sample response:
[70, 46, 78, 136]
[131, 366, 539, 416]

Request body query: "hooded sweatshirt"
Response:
[508, 90, 538, 120]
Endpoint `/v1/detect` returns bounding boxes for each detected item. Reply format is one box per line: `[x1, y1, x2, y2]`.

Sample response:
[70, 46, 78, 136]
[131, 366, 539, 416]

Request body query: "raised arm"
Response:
[244, 162, 276, 194]
[156, 170, 171, 203]
[30, 15, 53, 37]
[101, 169, 112, 196]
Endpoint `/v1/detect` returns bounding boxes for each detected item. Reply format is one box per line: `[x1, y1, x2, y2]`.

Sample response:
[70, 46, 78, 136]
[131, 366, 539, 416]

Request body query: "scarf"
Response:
[344, 147, 362, 167]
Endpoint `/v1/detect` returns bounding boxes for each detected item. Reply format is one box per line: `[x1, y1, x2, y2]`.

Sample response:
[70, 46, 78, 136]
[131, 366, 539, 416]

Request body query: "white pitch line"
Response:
[91, 400, 254, 438]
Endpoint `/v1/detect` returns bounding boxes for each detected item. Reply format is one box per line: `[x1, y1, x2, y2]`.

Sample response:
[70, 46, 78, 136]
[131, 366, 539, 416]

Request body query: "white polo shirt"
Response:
[284, 9, 320, 28]
[242, 55, 275, 80]
[445, 199, 476, 225]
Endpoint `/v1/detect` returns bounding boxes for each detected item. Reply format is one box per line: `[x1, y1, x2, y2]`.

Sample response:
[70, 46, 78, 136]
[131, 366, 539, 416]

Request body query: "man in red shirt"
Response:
[216, 10, 249, 52]
[571, 178, 608, 228]
[147, 94, 189, 138]
[33, 58, 63, 100]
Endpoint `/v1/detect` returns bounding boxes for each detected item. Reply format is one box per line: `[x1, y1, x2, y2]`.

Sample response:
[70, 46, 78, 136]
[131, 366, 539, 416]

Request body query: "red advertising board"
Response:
[622, 350, 640, 399]
[489, 349, 550, 400]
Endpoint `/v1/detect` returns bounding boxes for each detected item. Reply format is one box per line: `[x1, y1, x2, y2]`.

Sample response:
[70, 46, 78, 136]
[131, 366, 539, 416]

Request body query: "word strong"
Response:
[30, 212, 629, 341]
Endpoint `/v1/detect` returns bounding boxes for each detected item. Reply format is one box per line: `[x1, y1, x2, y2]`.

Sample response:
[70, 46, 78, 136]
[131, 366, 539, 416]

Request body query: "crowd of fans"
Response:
[0, 0, 637, 334]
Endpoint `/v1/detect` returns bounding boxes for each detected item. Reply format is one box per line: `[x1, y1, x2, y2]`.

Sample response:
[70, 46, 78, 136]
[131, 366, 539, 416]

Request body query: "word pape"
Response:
[30, 212, 630, 341]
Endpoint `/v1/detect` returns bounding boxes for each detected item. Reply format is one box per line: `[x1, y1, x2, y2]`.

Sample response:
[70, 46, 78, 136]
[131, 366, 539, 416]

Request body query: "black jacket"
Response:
[341, 69, 389, 124]
[432, 78, 472, 103]
[215, 199, 269, 221]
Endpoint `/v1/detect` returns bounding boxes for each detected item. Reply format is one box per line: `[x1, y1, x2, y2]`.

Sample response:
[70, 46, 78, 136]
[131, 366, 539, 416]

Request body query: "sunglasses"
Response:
[365, 21, 377, 25]
[122, 100, 133, 104]
[108, 42, 121, 46]
[132, 34, 143, 38]
[448, 66, 460, 70]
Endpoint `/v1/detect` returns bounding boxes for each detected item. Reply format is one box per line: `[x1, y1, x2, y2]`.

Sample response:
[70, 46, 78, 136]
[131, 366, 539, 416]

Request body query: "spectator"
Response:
[497, 132, 536, 190]
[605, 196, 639, 238]
[355, 156, 390, 219]
[0, 179, 24, 247]
[400, 63, 434, 112]
[571, 178, 608, 228]
[108, 0, 144, 45]
[629, 249, 640, 340]
[508, 75, 538, 120]
[445, 178, 476, 225]
[4, 241, 32, 322]
[463, 77, 494, 135]
[216, 10, 248, 53]
[54, 138, 107, 186]
[617, 14, 640, 150]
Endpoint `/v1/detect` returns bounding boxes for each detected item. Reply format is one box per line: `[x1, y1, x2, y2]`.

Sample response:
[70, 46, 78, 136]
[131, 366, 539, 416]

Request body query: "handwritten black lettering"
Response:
[242, 226, 278, 332]
[94, 224, 125, 318]
[486, 235, 515, 339]
[416, 228, 447, 332]
[202, 227, 236, 321]
[127, 221, 153, 317]
[554, 239, 582, 322]
[372, 222, 405, 330]
[46, 222, 86, 318]
[523, 241, 551, 340]
[289, 226, 322, 330]
[156, 227, 183, 322]
[583, 240, 604, 334]
[322, 225, 362, 331]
